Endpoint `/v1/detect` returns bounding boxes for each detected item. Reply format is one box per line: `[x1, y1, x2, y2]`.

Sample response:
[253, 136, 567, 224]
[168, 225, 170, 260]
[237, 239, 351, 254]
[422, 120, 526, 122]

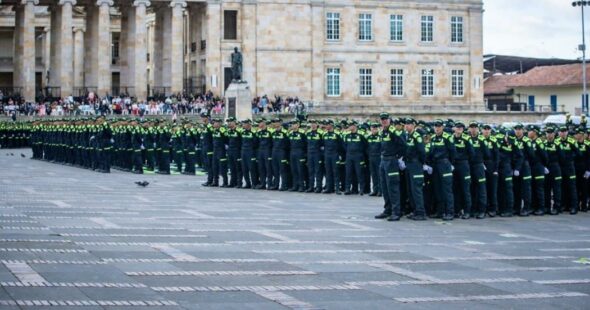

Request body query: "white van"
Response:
[542, 115, 585, 126]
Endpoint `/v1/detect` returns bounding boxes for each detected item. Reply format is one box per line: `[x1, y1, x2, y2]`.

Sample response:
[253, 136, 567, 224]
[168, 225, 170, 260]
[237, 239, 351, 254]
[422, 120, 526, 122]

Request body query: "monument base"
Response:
[225, 82, 252, 121]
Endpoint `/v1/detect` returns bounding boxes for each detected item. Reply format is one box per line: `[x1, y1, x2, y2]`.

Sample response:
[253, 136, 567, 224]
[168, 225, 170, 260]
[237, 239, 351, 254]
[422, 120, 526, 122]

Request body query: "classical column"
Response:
[170, 0, 186, 94]
[73, 27, 85, 89]
[13, 3, 22, 97]
[96, 0, 113, 96]
[119, 5, 129, 89]
[84, 1, 97, 88]
[41, 27, 50, 88]
[205, 1, 221, 94]
[132, 0, 150, 100]
[17, 0, 38, 101]
[58, 0, 75, 96]
[49, 4, 60, 89]
[241, 2, 257, 95]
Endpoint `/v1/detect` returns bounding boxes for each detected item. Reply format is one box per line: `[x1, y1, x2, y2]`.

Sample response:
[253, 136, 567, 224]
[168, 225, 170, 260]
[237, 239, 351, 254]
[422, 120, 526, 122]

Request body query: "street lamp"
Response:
[573, 1, 590, 115]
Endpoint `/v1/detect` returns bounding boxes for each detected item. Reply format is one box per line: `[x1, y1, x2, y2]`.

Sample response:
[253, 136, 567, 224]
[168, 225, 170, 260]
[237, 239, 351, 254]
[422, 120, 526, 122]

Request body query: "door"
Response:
[224, 67, 233, 91]
[528, 95, 535, 112]
[550, 95, 557, 112]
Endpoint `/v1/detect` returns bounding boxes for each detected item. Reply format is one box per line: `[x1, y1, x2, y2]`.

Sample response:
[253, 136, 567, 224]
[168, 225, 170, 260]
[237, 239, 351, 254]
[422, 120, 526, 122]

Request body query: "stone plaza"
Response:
[1, 148, 590, 309]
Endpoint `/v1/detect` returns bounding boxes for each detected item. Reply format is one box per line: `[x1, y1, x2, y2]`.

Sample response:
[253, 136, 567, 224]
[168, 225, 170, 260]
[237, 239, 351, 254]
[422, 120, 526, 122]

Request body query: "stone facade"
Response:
[0, 0, 484, 110]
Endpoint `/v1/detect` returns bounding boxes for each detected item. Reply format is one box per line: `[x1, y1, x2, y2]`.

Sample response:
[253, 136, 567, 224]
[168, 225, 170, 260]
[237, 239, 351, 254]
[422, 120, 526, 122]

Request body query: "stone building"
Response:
[0, 0, 484, 110]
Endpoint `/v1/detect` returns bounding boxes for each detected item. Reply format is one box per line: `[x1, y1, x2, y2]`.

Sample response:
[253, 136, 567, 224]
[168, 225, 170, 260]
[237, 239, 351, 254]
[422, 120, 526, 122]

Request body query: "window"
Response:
[390, 14, 403, 42]
[451, 16, 464, 43]
[421, 69, 434, 97]
[326, 68, 341, 97]
[359, 68, 373, 97]
[421, 15, 434, 42]
[326, 12, 340, 41]
[223, 10, 237, 40]
[358, 13, 373, 41]
[451, 69, 464, 97]
[390, 69, 404, 97]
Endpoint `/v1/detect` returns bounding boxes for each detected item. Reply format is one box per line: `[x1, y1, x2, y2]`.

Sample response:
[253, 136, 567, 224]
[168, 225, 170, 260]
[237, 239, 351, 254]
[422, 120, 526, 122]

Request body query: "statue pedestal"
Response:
[225, 82, 252, 121]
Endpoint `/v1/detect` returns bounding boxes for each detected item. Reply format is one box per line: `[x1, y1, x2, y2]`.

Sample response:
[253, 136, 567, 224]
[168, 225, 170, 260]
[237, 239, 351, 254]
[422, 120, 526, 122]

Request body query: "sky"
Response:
[484, 0, 585, 59]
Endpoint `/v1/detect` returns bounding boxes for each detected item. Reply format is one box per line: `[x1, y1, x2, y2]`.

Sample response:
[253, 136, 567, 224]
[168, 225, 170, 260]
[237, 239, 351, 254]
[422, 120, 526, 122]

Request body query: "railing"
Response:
[35, 87, 61, 98]
[73, 87, 98, 97]
[111, 87, 135, 97]
[0, 87, 22, 97]
[150, 87, 171, 97]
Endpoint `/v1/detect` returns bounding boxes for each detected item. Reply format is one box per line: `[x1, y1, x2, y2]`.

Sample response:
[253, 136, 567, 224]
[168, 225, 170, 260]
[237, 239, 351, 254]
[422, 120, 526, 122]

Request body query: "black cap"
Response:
[559, 126, 568, 132]
[482, 124, 492, 130]
[434, 119, 444, 126]
[469, 121, 479, 128]
[272, 118, 281, 123]
[545, 126, 556, 134]
[226, 117, 236, 122]
[454, 121, 465, 128]
[200, 112, 208, 118]
[379, 112, 390, 120]
[405, 117, 417, 125]
[514, 123, 524, 129]
[242, 119, 252, 124]
[576, 127, 586, 134]
[370, 122, 380, 128]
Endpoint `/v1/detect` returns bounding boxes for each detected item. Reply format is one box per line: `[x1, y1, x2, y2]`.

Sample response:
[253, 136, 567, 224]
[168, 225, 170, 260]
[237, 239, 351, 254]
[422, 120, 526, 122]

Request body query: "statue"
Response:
[231, 47, 243, 82]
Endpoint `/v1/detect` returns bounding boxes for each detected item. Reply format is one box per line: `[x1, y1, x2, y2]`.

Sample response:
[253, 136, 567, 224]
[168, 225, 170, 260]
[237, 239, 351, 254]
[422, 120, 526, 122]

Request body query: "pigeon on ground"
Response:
[20, 154, 25, 158]
[135, 181, 149, 187]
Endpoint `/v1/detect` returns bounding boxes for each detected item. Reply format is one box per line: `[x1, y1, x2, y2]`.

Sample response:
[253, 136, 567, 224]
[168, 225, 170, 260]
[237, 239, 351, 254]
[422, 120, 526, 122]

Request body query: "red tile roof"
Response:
[484, 74, 520, 95]
[508, 63, 590, 88]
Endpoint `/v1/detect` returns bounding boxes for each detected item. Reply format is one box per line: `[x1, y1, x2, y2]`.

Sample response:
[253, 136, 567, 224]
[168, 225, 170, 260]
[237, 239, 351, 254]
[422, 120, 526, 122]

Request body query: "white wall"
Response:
[512, 86, 585, 115]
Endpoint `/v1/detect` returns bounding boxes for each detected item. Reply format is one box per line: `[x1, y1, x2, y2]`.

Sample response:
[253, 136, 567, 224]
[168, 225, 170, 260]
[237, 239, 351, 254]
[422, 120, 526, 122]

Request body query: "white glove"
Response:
[513, 170, 520, 177]
[140, 145, 145, 150]
[493, 171, 498, 176]
[110, 138, 114, 143]
[544, 167, 550, 175]
[398, 158, 406, 171]
[451, 165, 455, 172]
[584, 171, 590, 179]
[483, 164, 487, 171]
[423, 164, 433, 175]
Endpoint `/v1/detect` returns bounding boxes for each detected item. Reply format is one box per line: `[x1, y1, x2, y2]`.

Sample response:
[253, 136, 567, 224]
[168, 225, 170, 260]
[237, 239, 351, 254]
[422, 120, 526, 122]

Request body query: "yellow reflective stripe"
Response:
[478, 178, 486, 183]
[570, 175, 577, 179]
[464, 176, 471, 180]
[220, 158, 227, 162]
[251, 158, 257, 160]
[207, 152, 213, 155]
[523, 176, 532, 180]
[555, 176, 562, 180]
[414, 175, 424, 179]
[281, 160, 288, 163]
[505, 177, 512, 181]
[535, 176, 545, 180]
[388, 172, 399, 176]
[443, 173, 453, 177]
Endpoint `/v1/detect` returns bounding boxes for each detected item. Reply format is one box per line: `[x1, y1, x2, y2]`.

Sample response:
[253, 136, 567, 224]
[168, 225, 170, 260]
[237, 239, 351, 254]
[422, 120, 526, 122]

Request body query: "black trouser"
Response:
[380, 157, 401, 217]
[453, 160, 472, 216]
[433, 159, 454, 217]
[324, 153, 339, 192]
[202, 148, 213, 184]
[185, 150, 196, 174]
[498, 163, 513, 215]
[241, 149, 257, 187]
[160, 149, 171, 174]
[470, 162, 488, 215]
[228, 150, 242, 186]
[272, 149, 288, 189]
[576, 164, 588, 211]
[531, 163, 546, 213]
[369, 156, 381, 194]
[561, 164, 578, 212]
[345, 154, 365, 193]
[484, 160, 498, 214]
[290, 150, 306, 190]
[174, 150, 184, 172]
[545, 163, 562, 213]
[133, 149, 143, 173]
[406, 161, 425, 217]
[513, 162, 532, 215]
[212, 149, 227, 185]
[257, 148, 272, 188]
[307, 152, 322, 191]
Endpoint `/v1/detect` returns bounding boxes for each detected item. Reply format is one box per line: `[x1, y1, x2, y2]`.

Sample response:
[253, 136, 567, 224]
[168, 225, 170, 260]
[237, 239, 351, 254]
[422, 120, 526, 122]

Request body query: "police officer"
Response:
[557, 126, 579, 214]
[226, 117, 242, 188]
[157, 122, 172, 175]
[544, 126, 563, 215]
[240, 119, 257, 189]
[482, 124, 499, 217]
[527, 125, 548, 216]
[468, 121, 489, 219]
[255, 120, 273, 190]
[343, 121, 367, 195]
[366, 122, 382, 196]
[574, 127, 590, 212]
[130, 120, 144, 174]
[404, 118, 426, 221]
[514, 123, 533, 216]
[305, 120, 323, 193]
[374, 113, 407, 221]
[496, 129, 518, 216]
[270, 118, 289, 191]
[322, 120, 342, 194]
[183, 122, 198, 175]
[211, 118, 229, 187]
[200, 113, 215, 186]
[452, 121, 473, 219]
[288, 120, 307, 192]
[427, 119, 455, 221]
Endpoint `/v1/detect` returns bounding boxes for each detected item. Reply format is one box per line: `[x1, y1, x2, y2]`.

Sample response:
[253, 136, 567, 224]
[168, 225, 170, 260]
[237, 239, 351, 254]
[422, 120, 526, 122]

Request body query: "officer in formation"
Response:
[0, 121, 30, 149]
[12, 113, 590, 220]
